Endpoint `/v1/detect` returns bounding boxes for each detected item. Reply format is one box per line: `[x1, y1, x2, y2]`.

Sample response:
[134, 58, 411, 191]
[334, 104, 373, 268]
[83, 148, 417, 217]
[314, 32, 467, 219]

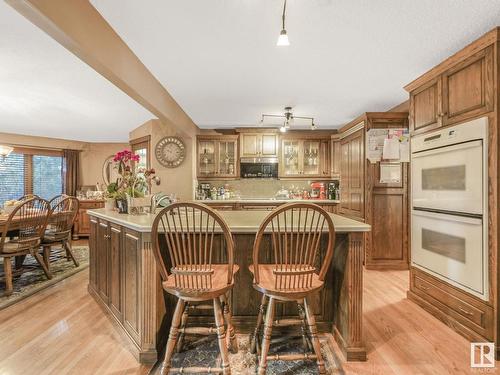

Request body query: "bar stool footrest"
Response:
[267, 353, 318, 361]
[169, 366, 224, 373]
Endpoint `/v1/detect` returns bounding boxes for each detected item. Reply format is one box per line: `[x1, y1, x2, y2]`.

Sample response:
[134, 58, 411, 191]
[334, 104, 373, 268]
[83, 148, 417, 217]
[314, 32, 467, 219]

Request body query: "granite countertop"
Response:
[88, 208, 370, 234]
[197, 198, 340, 204]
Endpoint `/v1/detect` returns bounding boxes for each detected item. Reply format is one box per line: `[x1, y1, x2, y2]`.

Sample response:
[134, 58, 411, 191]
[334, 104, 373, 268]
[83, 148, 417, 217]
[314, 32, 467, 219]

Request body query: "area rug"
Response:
[151, 334, 337, 374]
[0, 246, 89, 309]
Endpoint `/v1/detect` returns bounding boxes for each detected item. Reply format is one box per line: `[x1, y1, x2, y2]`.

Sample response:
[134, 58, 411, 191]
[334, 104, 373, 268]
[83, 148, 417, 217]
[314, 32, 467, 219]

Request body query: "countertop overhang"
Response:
[88, 208, 370, 234]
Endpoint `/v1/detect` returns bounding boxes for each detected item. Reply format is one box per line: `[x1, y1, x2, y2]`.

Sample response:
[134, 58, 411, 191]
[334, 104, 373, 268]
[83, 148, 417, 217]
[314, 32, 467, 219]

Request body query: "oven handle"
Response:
[411, 139, 482, 159]
[412, 208, 482, 225]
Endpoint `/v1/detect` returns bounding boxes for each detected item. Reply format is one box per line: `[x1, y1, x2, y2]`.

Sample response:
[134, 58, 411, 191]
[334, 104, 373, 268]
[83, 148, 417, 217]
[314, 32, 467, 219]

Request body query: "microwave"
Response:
[240, 157, 278, 178]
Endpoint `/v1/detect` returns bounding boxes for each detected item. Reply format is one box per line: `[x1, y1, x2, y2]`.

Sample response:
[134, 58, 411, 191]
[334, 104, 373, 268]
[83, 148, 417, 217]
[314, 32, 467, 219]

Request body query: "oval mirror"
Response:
[102, 155, 120, 187]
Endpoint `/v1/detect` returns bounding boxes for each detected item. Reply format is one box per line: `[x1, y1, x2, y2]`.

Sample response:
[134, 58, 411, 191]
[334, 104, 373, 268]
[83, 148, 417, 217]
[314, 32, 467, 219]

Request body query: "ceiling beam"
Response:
[6, 0, 199, 135]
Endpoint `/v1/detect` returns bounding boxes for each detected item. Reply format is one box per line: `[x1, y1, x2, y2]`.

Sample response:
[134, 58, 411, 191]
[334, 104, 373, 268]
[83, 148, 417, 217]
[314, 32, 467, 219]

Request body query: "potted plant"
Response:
[106, 149, 156, 214]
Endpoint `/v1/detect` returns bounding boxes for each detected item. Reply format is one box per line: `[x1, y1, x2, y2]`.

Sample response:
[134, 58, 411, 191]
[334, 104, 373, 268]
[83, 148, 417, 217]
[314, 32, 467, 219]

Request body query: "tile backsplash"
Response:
[198, 179, 326, 198]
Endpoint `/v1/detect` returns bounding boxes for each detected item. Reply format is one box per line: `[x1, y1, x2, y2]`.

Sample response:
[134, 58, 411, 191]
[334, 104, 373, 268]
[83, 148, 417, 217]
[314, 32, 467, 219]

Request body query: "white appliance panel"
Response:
[411, 209, 487, 300]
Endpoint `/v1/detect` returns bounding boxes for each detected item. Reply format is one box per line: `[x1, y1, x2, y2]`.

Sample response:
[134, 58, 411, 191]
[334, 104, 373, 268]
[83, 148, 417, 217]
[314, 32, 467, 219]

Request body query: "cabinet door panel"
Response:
[109, 224, 123, 320]
[348, 131, 364, 218]
[123, 230, 140, 343]
[410, 78, 441, 133]
[281, 140, 301, 177]
[261, 134, 278, 157]
[340, 141, 350, 212]
[198, 139, 217, 177]
[241, 134, 259, 157]
[218, 140, 237, 177]
[302, 140, 321, 176]
[442, 46, 493, 125]
[371, 194, 404, 261]
[97, 221, 109, 303]
[89, 218, 98, 290]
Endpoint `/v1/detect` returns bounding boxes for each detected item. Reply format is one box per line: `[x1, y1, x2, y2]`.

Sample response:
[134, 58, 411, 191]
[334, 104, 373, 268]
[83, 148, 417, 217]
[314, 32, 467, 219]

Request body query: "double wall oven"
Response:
[411, 117, 488, 300]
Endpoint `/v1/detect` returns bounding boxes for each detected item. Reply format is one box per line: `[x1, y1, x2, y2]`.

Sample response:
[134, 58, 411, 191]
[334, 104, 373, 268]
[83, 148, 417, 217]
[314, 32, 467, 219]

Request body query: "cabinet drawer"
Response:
[412, 272, 493, 335]
[80, 201, 104, 209]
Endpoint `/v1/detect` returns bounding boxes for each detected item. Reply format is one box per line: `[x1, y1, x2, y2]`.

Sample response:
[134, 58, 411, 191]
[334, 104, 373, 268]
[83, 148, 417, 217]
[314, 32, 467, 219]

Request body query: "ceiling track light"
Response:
[277, 0, 290, 46]
[261, 107, 316, 132]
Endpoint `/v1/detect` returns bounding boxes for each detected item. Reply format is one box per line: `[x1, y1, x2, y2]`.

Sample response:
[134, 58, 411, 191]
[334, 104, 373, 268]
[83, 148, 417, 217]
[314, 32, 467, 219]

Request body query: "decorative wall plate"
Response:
[155, 136, 186, 168]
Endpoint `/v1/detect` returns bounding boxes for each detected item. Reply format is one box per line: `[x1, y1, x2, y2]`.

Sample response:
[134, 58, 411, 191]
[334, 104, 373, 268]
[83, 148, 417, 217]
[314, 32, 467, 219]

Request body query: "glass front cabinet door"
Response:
[197, 136, 238, 179]
[281, 139, 323, 177]
[302, 140, 321, 176]
[281, 139, 301, 176]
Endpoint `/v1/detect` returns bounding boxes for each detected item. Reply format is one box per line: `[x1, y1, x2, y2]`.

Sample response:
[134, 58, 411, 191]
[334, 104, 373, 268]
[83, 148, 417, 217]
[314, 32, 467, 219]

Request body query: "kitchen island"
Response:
[87, 208, 370, 364]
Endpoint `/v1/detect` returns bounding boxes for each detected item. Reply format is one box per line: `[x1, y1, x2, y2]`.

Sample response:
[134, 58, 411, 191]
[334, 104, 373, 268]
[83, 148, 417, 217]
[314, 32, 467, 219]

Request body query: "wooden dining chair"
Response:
[249, 202, 335, 375]
[152, 202, 239, 375]
[0, 198, 51, 296]
[48, 194, 69, 209]
[41, 196, 80, 274]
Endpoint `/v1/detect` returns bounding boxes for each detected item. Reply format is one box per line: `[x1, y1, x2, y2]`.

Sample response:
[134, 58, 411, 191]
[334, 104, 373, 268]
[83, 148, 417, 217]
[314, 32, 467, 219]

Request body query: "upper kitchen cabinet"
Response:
[406, 43, 494, 135]
[197, 135, 238, 179]
[280, 137, 330, 178]
[409, 77, 441, 133]
[240, 132, 279, 158]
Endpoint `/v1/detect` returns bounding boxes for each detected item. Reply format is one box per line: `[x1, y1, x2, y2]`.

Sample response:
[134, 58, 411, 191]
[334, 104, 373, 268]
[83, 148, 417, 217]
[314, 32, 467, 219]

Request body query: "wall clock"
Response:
[155, 136, 186, 168]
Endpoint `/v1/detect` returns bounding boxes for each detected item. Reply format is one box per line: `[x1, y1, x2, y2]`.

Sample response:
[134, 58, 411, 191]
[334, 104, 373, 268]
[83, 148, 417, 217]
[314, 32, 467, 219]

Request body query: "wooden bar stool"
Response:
[249, 202, 335, 375]
[152, 202, 239, 375]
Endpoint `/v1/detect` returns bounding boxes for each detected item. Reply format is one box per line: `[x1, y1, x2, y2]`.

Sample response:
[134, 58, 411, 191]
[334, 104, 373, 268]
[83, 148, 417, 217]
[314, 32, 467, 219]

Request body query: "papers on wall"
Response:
[380, 162, 402, 184]
[366, 129, 388, 162]
[382, 137, 400, 159]
[366, 128, 410, 163]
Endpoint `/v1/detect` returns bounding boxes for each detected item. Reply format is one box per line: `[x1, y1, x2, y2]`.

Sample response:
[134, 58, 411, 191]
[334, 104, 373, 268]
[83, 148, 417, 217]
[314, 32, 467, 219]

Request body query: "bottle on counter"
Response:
[210, 187, 217, 200]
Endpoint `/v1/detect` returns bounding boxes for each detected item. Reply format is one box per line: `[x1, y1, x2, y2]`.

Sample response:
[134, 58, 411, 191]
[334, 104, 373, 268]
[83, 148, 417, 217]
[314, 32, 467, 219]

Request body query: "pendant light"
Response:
[277, 0, 290, 46]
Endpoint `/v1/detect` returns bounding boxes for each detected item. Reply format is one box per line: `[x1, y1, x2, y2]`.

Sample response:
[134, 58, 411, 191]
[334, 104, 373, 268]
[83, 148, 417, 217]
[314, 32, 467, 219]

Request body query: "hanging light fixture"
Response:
[0, 145, 13, 161]
[277, 0, 290, 46]
[261, 107, 316, 132]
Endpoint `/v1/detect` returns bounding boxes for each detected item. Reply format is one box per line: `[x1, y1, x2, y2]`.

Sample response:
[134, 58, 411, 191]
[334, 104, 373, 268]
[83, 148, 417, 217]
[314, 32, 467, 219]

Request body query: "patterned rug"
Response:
[151, 334, 338, 374]
[0, 246, 89, 309]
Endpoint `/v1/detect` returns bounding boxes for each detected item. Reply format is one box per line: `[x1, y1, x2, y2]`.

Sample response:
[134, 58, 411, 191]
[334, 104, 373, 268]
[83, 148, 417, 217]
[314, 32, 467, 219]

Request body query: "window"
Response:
[0, 153, 25, 204]
[130, 135, 150, 171]
[0, 148, 63, 205]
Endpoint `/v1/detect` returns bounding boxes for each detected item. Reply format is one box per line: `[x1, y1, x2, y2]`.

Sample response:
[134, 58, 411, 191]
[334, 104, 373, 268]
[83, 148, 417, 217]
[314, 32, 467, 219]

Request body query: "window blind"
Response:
[32, 155, 63, 200]
[0, 153, 25, 205]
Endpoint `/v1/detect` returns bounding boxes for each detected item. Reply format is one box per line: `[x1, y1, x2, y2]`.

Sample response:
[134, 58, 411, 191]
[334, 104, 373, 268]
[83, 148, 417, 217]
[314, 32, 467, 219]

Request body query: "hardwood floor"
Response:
[0, 267, 497, 374]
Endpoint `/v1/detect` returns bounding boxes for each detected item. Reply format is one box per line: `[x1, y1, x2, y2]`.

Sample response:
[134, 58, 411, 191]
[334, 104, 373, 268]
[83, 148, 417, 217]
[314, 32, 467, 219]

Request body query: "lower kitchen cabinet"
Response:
[73, 199, 105, 239]
[88, 217, 159, 364]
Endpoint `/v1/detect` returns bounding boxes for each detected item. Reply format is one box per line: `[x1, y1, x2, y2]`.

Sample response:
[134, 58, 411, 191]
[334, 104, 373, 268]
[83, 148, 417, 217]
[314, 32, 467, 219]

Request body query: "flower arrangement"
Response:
[105, 149, 156, 202]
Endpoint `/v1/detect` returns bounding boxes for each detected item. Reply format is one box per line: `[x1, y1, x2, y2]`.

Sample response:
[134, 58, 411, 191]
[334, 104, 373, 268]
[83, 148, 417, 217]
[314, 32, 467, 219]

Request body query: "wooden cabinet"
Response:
[73, 200, 105, 239]
[442, 46, 494, 125]
[96, 220, 110, 304]
[339, 128, 365, 220]
[197, 135, 238, 179]
[330, 135, 340, 178]
[240, 133, 278, 158]
[410, 77, 441, 133]
[408, 45, 493, 134]
[88, 216, 156, 363]
[123, 228, 141, 343]
[280, 138, 330, 178]
[109, 223, 123, 321]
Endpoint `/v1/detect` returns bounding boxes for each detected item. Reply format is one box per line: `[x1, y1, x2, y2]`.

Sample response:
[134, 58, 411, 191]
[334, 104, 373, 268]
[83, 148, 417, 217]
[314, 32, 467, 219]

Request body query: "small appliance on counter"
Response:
[328, 181, 339, 200]
[197, 183, 212, 200]
[310, 182, 326, 200]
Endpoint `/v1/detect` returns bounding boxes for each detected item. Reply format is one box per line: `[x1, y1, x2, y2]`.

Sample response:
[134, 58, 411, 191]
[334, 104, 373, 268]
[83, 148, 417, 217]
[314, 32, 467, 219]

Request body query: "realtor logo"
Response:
[471, 342, 495, 368]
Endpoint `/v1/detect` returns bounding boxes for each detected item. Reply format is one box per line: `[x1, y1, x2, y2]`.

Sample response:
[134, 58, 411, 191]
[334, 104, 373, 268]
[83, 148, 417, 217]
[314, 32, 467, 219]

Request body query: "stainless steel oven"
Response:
[410, 117, 488, 300]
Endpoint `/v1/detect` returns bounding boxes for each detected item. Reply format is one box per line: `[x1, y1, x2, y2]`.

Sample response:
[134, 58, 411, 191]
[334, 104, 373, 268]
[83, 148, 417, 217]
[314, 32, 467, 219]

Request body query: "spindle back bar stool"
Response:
[249, 202, 335, 375]
[152, 202, 239, 375]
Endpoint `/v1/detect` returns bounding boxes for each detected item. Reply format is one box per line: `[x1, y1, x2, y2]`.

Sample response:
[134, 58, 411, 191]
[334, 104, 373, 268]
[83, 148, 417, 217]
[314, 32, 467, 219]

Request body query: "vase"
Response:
[105, 198, 115, 211]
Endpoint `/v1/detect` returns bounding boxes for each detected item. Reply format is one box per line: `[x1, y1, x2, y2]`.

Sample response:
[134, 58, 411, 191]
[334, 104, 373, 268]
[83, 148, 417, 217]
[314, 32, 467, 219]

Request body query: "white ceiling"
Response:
[91, 0, 500, 129]
[0, 1, 154, 142]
